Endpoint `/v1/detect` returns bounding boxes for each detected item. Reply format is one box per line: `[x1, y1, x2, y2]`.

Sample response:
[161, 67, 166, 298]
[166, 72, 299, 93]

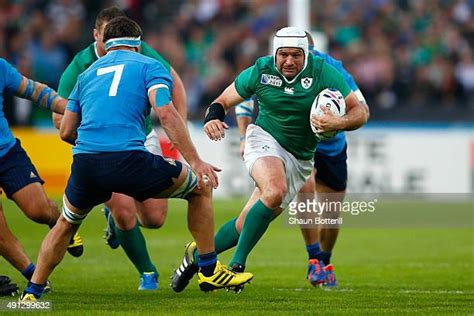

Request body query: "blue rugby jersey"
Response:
[311, 48, 362, 156]
[0, 58, 22, 157]
[67, 50, 172, 155]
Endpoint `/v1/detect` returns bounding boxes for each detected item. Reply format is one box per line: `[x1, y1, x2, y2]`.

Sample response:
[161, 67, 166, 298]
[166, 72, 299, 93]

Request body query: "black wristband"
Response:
[204, 103, 226, 124]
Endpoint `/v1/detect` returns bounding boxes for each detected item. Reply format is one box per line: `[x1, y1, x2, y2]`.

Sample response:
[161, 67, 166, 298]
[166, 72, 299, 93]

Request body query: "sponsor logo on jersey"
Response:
[301, 77, 313, 89]
[284, 87, 294, 95]
[261, 74, 282, 87]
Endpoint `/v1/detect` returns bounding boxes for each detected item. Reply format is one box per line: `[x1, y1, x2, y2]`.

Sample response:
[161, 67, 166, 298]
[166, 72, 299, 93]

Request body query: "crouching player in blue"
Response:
[20, 16, 253, 301]
[0, 57, 83, 290]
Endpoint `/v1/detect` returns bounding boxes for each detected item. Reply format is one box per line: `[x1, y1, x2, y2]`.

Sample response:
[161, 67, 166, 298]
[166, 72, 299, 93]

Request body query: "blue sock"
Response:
[24, 281, 45, 299]
[316, 251, 332, 265]
[198, 251, 217, 277]
[306, 242, 321, 259]
[21, 263, 35, 280]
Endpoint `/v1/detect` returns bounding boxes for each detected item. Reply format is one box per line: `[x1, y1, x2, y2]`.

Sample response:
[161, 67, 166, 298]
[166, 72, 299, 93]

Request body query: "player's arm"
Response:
[312, 91, 367, 133]
[59, 80, 81, 145]
[59, 109, 79, 145]
[149, 87, 221, 188]
[52, 113, 62, 130]
[353, 88, 370, 120]
[312, 63, 368, 133]
[338, 92, 368, 131]
[53, 58, 82, 129]
[170, 67, 187, 120]
[235, 99, 254, 157]
[204, 82, 245, 141]
[204, 64, 256, 141]
[16, 76, 67, 114]
[141, 42, 187, 120]
[343, 71, 370, 121]
[322, 52, 371, 124]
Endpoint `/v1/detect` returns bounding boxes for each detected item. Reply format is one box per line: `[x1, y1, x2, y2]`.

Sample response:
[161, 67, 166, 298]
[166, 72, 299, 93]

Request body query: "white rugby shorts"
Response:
[243, 124, 313, 209]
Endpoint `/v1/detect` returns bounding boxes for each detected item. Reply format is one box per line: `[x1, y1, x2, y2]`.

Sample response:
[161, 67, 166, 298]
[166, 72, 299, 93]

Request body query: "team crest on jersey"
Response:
[261, 74, 282, 87]
[301, 77, 313, 89]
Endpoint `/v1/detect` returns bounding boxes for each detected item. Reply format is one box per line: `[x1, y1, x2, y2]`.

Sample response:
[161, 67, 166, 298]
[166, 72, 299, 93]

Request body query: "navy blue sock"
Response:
[198, 251, 217, 277]
[21, 263, 35, 280]
[24, 281, 45, 299]
[316, 251, 332, 265]
[306, 242, 321, 259]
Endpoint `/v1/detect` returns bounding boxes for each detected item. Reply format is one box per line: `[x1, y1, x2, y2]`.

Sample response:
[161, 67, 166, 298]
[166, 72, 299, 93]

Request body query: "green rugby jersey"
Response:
[58, 42, 171, 134]
[235, 54, 351, 160]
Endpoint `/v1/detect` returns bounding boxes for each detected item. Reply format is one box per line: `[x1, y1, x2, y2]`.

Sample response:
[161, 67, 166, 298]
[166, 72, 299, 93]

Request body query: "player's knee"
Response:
[261, 185, 287, 209]
[300, 176, 315, 194]
[140, 211, 166, 229]
[112, 209, 136, 230]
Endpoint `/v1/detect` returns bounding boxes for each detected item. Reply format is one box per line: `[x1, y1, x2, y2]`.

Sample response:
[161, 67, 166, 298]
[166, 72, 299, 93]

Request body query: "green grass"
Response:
[1, 198, 473, 315]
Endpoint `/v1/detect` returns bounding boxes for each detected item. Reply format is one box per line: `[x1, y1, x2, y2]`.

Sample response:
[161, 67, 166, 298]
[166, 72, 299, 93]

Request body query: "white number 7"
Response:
[97, 64, 124, 96]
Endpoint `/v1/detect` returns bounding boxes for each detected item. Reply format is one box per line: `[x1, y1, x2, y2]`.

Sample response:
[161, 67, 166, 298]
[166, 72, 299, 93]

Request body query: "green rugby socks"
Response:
[229, 199, 274, 267]
[194, 217, 240, 262]
[115, 224, 158, 276]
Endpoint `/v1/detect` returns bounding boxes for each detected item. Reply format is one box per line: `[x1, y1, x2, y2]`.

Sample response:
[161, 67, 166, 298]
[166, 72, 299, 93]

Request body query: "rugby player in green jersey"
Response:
[171, 26, 368, 291]
[53, 7, 187, 290]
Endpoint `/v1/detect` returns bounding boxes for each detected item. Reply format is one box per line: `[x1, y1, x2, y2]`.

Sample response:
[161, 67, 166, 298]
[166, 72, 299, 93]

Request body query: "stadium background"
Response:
[0, 1, 473, 314]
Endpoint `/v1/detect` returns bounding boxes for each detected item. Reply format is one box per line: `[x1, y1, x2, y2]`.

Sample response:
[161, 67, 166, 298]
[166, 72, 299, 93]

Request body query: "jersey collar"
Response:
[275, 64, 306, 84]
[93, 42, 100, 59]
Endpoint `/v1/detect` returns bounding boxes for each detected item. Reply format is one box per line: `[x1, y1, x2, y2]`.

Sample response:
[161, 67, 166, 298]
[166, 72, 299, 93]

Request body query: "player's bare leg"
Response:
[12, 183, 84, 257]
[229, 157, 285, 270]
[136, 198, 167, 228]
[11, 183, 58, 227]
[0, 202, 32, 274]
[25, 196, 87, 300]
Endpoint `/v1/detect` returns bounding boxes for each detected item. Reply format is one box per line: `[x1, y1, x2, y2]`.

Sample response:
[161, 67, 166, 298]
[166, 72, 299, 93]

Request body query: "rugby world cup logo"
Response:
[261, 74, 282, 87]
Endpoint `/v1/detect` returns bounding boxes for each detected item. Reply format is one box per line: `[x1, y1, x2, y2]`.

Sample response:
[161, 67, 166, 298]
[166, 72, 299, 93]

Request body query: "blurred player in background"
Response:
[52, 6, 187, 290]
[21, 16, 253, 301]
[171, 26, 368, 292]
[0, 57, 82, 289]
[234, 32, 370, 287]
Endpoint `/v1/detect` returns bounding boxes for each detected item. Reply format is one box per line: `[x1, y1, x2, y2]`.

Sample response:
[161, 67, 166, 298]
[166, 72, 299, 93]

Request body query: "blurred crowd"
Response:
[0, 0, 473, 125]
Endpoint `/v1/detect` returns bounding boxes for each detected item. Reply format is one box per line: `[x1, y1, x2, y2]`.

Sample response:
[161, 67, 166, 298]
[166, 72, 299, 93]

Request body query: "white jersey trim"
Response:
[148, 84, 169, 95]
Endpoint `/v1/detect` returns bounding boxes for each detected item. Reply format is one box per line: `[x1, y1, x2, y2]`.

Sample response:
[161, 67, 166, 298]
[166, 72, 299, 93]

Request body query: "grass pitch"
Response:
[1, 197, 473, 315]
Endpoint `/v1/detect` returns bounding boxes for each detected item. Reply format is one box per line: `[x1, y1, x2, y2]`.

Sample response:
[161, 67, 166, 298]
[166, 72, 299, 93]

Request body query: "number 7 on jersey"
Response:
[97, 64, 124, 96]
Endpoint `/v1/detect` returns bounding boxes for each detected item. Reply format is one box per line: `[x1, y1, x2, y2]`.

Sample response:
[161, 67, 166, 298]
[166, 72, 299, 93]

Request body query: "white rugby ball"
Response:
[310, 88, 346, 139]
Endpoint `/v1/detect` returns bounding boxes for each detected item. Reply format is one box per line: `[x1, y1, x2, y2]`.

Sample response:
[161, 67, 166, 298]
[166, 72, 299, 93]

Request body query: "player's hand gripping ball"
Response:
[310, 88, 346, 139]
